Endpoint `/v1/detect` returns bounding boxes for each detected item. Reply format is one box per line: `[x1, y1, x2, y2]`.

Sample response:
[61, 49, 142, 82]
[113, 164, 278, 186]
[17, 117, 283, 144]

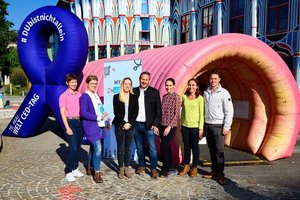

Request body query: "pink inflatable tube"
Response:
[78, 33, 300, 161]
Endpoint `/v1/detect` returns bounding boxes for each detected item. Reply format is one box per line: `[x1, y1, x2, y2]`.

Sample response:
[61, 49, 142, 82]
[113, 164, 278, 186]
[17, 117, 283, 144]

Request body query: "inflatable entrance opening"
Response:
[80, 33, 300, 161]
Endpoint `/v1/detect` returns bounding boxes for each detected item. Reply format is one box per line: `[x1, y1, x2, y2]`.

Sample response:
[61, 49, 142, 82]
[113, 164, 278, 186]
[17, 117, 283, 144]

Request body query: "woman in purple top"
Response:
[59, 74, 84, 182]
[80, 75, 107, 183]
[159, 78, 181, 177]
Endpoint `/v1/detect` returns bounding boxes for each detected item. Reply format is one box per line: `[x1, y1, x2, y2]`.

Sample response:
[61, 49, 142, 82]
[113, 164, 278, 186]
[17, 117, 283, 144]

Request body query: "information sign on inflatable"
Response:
[2, 6, 88, 137]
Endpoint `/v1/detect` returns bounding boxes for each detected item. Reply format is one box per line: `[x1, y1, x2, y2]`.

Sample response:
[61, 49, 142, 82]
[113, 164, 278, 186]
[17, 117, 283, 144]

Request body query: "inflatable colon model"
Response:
[3, 6, 300, 162]
[79, 34, 300, 161]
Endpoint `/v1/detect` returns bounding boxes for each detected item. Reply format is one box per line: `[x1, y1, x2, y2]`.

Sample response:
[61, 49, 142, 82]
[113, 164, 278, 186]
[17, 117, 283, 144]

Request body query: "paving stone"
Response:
[1, 117, 300, 199]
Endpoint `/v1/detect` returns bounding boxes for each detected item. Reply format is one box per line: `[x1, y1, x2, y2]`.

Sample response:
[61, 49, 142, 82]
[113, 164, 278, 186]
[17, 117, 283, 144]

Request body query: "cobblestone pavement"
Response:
[1, 118, 300, 200]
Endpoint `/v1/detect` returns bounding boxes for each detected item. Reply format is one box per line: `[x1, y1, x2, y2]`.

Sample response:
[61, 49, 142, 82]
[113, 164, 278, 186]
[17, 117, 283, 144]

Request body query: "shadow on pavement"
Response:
[56, 143, 89, 172]
[102, 158, 119, 174]
[223, 178, 269, 199]
[39, 117, 66, 141]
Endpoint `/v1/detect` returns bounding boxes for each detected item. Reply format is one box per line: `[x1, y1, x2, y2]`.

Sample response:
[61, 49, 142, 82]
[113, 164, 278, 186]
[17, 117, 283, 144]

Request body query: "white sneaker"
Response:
[65, 172, 76, 182]
[72, 168, 84, 177]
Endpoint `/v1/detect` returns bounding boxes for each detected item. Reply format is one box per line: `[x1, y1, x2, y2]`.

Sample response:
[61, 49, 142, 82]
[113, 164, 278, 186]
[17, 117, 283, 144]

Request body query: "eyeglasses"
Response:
[89, 82, 98, 85]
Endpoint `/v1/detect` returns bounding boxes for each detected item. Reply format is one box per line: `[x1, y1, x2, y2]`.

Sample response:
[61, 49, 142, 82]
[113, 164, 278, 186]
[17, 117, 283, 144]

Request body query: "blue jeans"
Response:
[64, 119, 83, 174]
[88, 128, 102, 172]
[134, 122, 158, 169]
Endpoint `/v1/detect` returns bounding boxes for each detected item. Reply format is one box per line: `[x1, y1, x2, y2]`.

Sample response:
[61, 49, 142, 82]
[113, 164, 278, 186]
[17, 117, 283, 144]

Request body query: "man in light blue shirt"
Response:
[203, 69, 234, 185]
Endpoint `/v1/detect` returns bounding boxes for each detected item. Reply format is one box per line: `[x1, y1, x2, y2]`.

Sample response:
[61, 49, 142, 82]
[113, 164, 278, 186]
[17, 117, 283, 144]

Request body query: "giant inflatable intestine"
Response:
[3, 6, 300, 161]
[78, 34, 300, 161]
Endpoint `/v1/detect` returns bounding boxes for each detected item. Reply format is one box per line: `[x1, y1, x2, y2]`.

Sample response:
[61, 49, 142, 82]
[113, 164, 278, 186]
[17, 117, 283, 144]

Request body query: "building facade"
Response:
[67, 0, 300, 88]
[69, 0, 171, 60]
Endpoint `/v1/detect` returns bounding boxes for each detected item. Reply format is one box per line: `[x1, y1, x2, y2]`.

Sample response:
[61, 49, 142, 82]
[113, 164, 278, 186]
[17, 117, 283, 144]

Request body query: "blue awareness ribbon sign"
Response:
[3, 6, 88, 137]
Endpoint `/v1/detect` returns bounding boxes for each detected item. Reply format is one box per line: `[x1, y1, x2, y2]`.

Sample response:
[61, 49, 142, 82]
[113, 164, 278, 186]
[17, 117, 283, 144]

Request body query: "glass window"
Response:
[141, 18, 149, 31]
[140, 17, 150, 42]
[202, 5, 214, 39]
[181, 14, 190, 43]
[230, 0, 245, 33]
[182, 0, 189, 13]
[181, 14, 190, 32]
[140, 32, 150, 41]
[141, 0, 148, 14]
[267, 0, 289, 35]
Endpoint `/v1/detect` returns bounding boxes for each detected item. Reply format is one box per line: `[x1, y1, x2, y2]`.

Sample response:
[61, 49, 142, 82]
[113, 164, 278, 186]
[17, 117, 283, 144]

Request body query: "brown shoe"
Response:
[135, 166, 145, 174]
[190, 167, 198, 177]
[218, 176, 225, 185]
[179, 164, 190, 176]
[159, 170, 169, 178]
[151, 169, 159, 178]
[118, 167, 125, 179]
[93, 172, 103, 183]
[87, 167, 94, 176]
[124, 167, 132, 178]
[203, 171, 218, 179]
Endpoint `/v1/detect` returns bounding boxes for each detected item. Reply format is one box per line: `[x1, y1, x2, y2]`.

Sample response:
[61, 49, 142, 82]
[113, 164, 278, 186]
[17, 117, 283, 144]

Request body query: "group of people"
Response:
[59, 69, 233, 186]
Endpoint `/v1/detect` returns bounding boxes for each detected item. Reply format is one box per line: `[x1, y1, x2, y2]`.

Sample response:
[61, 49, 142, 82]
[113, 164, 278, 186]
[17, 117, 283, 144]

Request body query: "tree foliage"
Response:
[0, 0, 18, 75]
[10, 67, 27, 87]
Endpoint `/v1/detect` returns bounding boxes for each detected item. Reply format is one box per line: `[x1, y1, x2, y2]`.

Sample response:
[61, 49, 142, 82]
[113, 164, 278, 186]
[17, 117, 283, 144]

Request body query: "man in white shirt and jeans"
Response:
[203, 69, 234, 185]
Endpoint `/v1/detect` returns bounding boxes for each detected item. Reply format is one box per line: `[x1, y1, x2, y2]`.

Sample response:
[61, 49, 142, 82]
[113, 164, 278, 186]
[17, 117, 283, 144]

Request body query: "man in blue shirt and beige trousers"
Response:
[203, 69, 234, 185]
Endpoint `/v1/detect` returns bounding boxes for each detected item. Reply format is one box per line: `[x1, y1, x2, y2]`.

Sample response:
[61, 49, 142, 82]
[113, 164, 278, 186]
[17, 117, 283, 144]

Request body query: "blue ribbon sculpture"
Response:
[3, 6, 88, 137]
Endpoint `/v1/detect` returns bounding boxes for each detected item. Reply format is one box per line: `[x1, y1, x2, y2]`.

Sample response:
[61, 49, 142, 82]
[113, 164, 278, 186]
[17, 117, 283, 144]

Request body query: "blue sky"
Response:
[6, 0, 58, 30]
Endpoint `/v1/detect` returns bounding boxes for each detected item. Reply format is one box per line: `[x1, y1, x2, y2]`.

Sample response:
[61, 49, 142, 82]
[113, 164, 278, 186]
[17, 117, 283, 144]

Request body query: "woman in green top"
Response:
[179, 78, 204, 177]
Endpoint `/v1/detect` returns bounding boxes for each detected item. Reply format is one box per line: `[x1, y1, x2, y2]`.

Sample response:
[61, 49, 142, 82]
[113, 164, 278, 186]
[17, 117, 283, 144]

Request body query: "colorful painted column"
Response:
[92, 0, 101, 60]
[134, 0, 141, 53]
[216, 0, 223, 35]
[251, 0, 258, 37]
[81, 0, 92, 62]
[149, 0, 155, 49]
[190, 0, 197, 41]
[70, 0, 82, 19]
[119, 0, 126, 55]
[104, 0, 112, 58]
[162, 0, 170, 47]
[293, 53, 300, 90]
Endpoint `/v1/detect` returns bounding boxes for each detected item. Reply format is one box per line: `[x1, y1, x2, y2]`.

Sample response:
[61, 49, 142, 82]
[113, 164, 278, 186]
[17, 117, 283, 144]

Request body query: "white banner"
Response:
[103, 59, 142, 158]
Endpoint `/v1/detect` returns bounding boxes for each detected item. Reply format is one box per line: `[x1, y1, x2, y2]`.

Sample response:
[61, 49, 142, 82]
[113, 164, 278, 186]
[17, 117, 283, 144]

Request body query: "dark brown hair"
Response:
[184, 78, 200, 98]
[165, 78, 175, 85]
[209, 69, 221, 78]
[65, 73, 77, 83]
[139, 71, 151, 79]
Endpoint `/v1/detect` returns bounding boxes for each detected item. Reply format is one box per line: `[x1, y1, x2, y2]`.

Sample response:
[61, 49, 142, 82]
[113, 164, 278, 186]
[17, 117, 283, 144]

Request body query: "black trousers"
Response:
[115, 127, 134, 167]
[181, 126, 199, 168]
[204, 123, 225, 176]
[159, 125, 177, 171]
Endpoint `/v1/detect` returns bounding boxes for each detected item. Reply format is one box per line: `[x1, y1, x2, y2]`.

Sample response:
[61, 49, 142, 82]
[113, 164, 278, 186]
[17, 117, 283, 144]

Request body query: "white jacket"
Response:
[204, 84, 234, 131]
